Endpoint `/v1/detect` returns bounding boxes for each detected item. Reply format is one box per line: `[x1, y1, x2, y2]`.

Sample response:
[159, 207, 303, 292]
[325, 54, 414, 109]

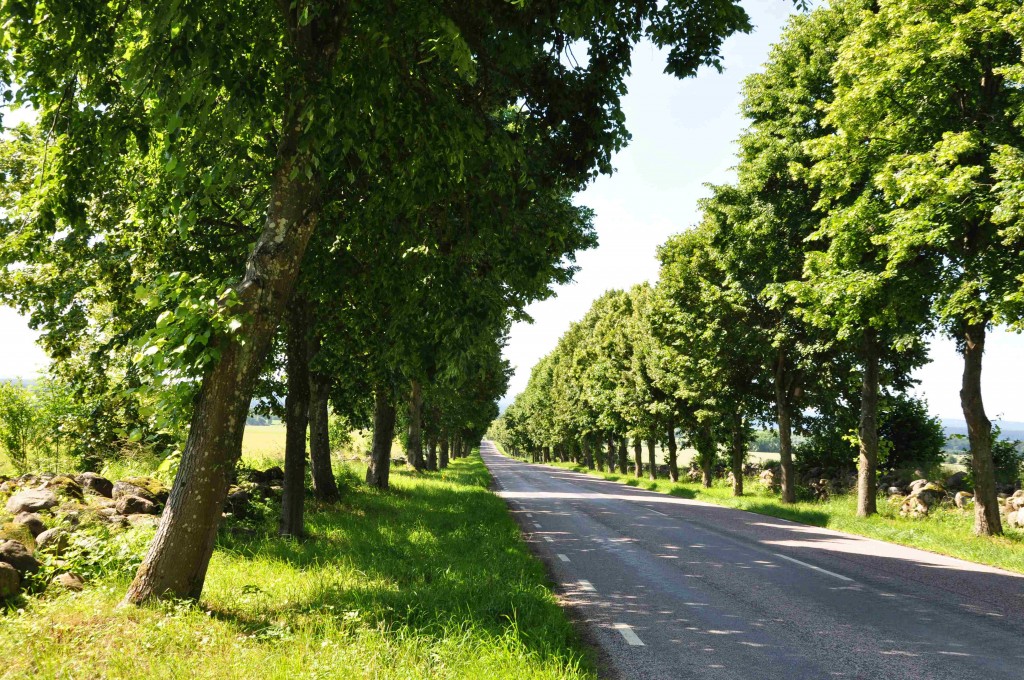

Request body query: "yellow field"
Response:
[241, 423, 287, 464]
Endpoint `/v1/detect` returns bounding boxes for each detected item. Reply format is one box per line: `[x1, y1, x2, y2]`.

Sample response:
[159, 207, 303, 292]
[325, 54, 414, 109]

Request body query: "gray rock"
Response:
[4, 488, 59, 514]
[76, 472, 113, 498]
[125, 514, 160, 529]
[0, 561, 19, 598]
[115, 494, 156, 515]
[944, 471, 969, 491]
[0, 540, 40, 575]
[14, 512, 45, 537]
[36, 528, 70, 556]
[52, 572, 84, 591]
[954, 491, 973, 509]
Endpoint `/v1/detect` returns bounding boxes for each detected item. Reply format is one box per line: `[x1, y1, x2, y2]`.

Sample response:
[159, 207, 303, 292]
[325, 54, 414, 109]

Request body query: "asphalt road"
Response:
[480, 442, 1024, 679]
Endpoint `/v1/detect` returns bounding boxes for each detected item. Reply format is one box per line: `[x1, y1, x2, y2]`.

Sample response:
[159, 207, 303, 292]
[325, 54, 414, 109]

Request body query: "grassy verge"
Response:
[504, 449, 1024, 575]
[0, 454, 595, 680]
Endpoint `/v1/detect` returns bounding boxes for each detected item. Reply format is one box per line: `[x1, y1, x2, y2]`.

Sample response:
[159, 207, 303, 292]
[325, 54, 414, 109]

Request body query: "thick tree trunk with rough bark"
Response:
[857, 330, 880, 517]
[605, 437, 615, 471]
[774, 350, 796, 504]
[280, 301, 311, 537]
[426, 434, 438, 472]
[666, 420, 679, 483]
[647, 438, 657, 480]
[308, 369, 339, 504]
[584, 438, 595, 469]
[730, 416, 745, 497]
[366, 388, 396, 490]
[962, 323, 1002, 535]
[123, 72, 331, 603]
[407, 381, 424, 471]
[439, 436, 450, 469]
[632, 438, 643, 477]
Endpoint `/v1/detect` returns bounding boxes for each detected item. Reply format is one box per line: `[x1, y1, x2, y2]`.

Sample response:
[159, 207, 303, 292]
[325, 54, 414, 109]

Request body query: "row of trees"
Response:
[492, 0, 1024, 536]
[0, 1, 757, 602]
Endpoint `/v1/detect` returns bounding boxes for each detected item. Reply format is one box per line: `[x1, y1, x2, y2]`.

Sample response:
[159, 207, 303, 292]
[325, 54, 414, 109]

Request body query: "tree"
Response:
[810, 0, 1024, 531]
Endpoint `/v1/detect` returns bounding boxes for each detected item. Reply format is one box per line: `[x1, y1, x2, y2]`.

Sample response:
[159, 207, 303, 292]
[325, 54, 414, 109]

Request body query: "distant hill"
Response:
[942, 418, 1024, 441]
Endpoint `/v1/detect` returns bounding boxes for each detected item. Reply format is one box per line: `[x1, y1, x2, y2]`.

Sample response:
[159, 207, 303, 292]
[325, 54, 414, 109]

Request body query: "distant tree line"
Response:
[491, 0, 1024, 537]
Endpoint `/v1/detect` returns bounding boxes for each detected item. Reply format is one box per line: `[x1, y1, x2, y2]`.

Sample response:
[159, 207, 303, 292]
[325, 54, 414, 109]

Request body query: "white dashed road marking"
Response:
[613, 623, 645, 646]
[533, 522, 542, 528]
[578, 580, 596, 593]
[773, 553, 854, 582]
[557, 553, 570, 562]
[543, 536, 554, 543]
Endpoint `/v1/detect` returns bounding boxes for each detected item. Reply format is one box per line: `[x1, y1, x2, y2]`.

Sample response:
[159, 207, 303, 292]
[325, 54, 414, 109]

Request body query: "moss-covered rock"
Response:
[43, 475, 84, 501]
[0, 522, 36, 551]
[112, 477, 169, 505]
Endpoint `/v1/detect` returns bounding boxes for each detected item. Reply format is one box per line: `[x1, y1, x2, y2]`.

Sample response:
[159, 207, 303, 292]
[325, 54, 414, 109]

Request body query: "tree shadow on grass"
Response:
[738, 502, 831, 527]
[208, 457, 588, 671]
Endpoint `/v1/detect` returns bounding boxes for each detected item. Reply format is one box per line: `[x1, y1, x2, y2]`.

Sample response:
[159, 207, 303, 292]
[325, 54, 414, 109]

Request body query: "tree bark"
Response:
[730, 415, 745, 497]
[632, 438, 642, 477]
[647, 438, 657, 480]
[666, 419, 679, 483]
[695, 427, 713, 488]
[962, 322, 1002, 535]
[426, 434, 438, 472]
[407, 381, 424, 471]
[439, 436, 450, 469]
[584, 437, 595, 469]
[606, 436, 616, 472]
[617, 437, 628, 474]
[857, 329, 880, 517]
[366, 387, 396, 490]
[774, 350, 796, 504]
[124, 69, 330, 603]
[308, 369, 339, 504]
[280, 300, 311, 537]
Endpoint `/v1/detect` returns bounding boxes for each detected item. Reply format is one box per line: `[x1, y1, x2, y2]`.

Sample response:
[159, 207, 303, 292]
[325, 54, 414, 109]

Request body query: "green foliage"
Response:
[0, 381, 37, 471]
[877, 395, 946, 477]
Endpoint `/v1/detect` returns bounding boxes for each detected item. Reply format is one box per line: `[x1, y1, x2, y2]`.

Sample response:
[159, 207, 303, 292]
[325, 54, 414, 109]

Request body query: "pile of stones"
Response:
[0, 464, 286, 599]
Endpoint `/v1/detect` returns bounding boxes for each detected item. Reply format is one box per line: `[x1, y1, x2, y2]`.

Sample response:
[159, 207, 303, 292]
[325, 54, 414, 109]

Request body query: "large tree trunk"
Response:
[407, 381, 424, 471]
[606, 436, 616, 472]
[366, 387, 396, 490]
[695, 427, 713, 488]
[280, 300, 311, 537]
[774, 350, 796, 504]
[857, 330, 880, 517]
[439, 435, 450, 469]
[962, 322, 1002, 535]
[730, 415, 745, 497]
[426, 434, 438, 472]
[617, 437, 628, 474]
[666, 419, 679, 483]
[308, 369, 339, 504]
[632, 438, 643, 477]
[647, 438, 657, 480]
[584, 437, 595, 469]
[124, 81, 329, 603]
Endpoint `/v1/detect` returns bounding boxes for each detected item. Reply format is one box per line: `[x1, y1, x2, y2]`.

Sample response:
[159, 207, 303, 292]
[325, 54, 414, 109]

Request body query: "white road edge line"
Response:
[543, 536, 554, 543]
[578, 580, 596, 592]
[613, 623, 645, 646]
[557, 553, 570, 562]
[773, 552, 854, 582]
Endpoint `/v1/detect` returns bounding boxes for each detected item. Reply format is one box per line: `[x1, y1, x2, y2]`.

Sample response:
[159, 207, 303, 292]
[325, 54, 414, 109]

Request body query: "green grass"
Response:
[530, 457, 1024, 575]
[0, 454, 595, 680]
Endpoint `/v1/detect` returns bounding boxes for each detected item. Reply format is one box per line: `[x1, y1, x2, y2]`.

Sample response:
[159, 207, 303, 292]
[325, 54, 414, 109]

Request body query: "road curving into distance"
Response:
[481, 441, 1024, 679]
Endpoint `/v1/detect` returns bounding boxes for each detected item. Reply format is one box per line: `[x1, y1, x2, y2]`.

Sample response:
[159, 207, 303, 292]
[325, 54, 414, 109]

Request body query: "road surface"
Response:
[481, 442, 1024, 679]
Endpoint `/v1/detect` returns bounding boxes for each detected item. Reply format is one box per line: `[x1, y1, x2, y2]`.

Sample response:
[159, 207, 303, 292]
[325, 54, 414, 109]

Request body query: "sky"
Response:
[501, 0, 1024, 423]
[1, 0, 1021, 421]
